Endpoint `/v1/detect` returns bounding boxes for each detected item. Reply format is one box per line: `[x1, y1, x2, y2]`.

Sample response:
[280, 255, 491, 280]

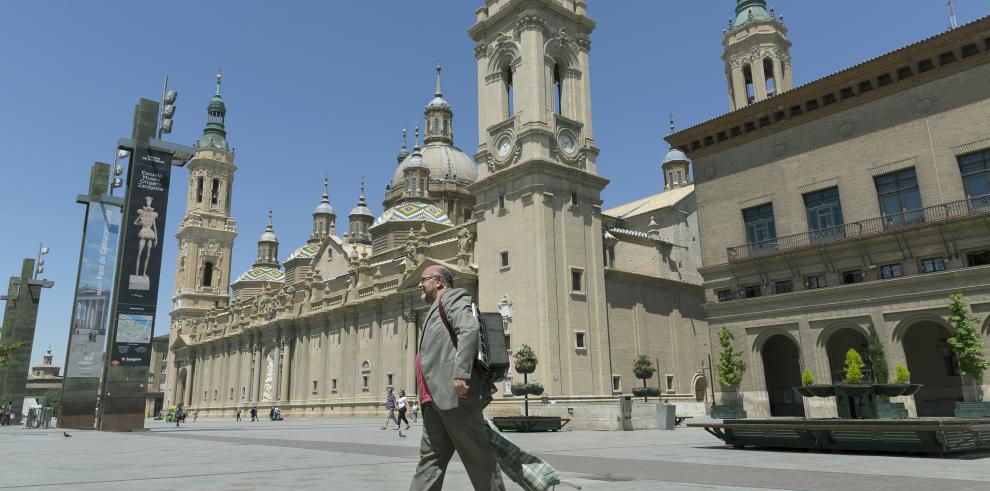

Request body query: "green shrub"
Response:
[843, 349, 865, 384]
[513, 344, 538, 374]
[633, 355, 656, 381]
[867, 321, 889, 384]
[716, 327, 744, 388]
[632, 387, 661, 397]
[893, 363, 911, 384]
[801, 368, 815, 386]
[947, 294, 990, 378]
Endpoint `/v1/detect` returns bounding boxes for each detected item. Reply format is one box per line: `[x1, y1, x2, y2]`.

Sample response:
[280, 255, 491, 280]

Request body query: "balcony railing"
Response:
[727, 195, 990, 261]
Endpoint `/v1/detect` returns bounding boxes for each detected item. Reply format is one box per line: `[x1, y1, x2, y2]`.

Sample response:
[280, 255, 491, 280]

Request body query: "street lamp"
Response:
[34, 243, 49, 279]
[158, 77, 178, 139]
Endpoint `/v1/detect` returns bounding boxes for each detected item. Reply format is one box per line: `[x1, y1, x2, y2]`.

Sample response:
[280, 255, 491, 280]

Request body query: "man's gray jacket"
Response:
[419, 288, 487, 411]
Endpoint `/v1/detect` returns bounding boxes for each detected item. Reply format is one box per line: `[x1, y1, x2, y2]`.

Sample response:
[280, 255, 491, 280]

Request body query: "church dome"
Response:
[314, 201, 334, 215]
[391, 143, 476, 187]
[662, 149, 689, 164]
[259, 229, 277, 242]
[286, 243, 321, 262]
[371, 201, 453, 229]
[426, 96, 451, 110]
[234, 266, 284, 283]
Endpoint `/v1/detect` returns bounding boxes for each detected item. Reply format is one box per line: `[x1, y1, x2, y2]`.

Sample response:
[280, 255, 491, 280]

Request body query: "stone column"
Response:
[320, 321, 329, 404]
[186, 357, 196, 406]
[280, 332, 292, 402]
[730, 64, 748, 110]
[751, 56, 768, 102]
[771, 57, 785, 94]
[254, 338, 264, 402]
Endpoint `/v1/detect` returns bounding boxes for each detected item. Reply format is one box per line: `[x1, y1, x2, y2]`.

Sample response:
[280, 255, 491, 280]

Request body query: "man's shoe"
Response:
[405, 425, 410, 430]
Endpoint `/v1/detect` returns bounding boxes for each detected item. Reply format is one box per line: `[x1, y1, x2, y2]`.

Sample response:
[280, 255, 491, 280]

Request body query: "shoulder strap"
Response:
[437, 301, 458, 348]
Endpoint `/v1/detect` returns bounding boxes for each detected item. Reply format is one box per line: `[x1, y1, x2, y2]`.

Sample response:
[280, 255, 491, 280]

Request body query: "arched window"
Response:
[503, 65, 514, 117]
[411, 177, 417, 195]
[553, 63, 563, 115]
[763, 58, 776, 96]
[196, 177, 204, 203]
[442, 119, 449, 135]
[743, 64, 755, 103]
[361, 361, 371, 391]
[202, 262, 214, 287]
[211, 178, 220, 204]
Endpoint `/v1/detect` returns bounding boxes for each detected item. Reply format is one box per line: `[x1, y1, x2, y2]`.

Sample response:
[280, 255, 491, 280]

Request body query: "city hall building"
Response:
[163, 0, 712, 421]
[668, 5, 990, 417]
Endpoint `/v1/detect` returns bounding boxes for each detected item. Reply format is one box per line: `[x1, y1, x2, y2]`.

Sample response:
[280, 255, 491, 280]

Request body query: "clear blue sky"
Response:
[1, 1, 985, 370]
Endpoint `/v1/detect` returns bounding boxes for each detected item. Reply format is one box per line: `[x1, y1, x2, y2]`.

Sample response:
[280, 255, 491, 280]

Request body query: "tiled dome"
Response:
[371, 201, 453, 229]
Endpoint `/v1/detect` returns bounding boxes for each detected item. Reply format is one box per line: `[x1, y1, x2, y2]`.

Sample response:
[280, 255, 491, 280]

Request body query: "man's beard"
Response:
[421, 292, 429, 304]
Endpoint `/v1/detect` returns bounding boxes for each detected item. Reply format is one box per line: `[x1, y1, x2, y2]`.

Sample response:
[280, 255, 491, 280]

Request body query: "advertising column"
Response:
[99, 142, 172, 431]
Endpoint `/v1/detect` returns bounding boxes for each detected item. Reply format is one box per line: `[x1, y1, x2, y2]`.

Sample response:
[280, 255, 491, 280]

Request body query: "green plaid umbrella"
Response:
[484, 419, 581, 491]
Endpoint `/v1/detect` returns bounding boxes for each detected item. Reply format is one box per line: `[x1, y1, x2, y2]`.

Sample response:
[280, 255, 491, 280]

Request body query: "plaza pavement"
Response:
[2, 416, 990, 490]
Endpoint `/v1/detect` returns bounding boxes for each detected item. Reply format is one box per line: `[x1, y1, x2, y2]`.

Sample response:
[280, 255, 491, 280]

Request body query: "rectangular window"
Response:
[604, 245, 615, 267]
[666, 374, 674, 391]
[805, 274, 827, 289]
[842, 270, 863, 285]
[331, 378, 338, 391]
[196, 177, 204, 203]
[612, 376, 621, 392]
[575, 332, 585, 349]
[211, 178, 220, 204]
[504, 334, 511, 350]
[920, 257, 946, 273]
[463, 209, 472, 222]
[716, 289, 733, 302]
[773, 280, 793, 294]
[958, 150, 990, 208]
[803, 187, 844, 243]
[880, 263, 903, 279]
[160, 364, 166, 374]
[387, 373, 393, 386]
[743, 285, 761, 298]
[570, 192, 578, 206]
[312, 380, 318, 392]
[571, 269, 583, 292]
[500, 251, 509, 268]
[742, 203, 777, 254]
[162, 352, 168, 361]
[875, 168, 923, 228]
[966, 250, 990, 267]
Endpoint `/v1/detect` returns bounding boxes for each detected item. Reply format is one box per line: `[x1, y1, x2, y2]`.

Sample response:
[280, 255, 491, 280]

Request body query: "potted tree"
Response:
[947, 294, 990, 416]
[632, 355, 660, 402]
[713, 327, 747, 419]
[494, 345, 566, 432]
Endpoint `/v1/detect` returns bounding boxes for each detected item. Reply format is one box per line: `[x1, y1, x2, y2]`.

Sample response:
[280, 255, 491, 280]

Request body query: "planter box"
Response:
[712, 403, 747, 419]
[955, 401, 990, 418]
[492, 416, 570, 432]
[874, 384, 910, 397]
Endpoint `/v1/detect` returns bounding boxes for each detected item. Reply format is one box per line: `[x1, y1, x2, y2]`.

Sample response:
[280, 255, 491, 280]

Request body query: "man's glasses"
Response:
[418, 274, 441, 286]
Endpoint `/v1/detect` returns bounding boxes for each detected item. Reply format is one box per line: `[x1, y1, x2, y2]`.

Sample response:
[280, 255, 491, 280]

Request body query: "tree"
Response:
[801, 368, 815, 386]
[866, 320, 889, 384]
[716, 327, 744, 388]
[893, 363, 911, 385]
[843, 349, 865, 384]
[632, 355, 659, 402]
[947, 294, 990, 379]
[42, 389, 62, 415]
[0, 341, 25, 368]
[511, 345, 540, 417]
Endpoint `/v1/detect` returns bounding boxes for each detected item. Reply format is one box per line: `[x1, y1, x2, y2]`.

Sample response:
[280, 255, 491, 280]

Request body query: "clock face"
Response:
[496, 136, 512, 157]
[558, 132, 575, 153]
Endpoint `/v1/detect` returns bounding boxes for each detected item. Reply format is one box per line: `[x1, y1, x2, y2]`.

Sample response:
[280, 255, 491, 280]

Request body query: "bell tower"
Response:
[166, 72, 238, 406]
[469, 0, 611, 397]
[723, 0, 792, 111]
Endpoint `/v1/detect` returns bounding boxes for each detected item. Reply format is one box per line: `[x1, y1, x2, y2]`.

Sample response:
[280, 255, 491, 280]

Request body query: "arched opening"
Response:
[826, 327, 869, 382]
[202, 262, 214, 288]
[211, 178, 220, 204]
[196, 177, 204, 203]
[743, 64, 755, 104]
[761, 334, 805, 416]
[503, 65, 514, 117]
[361, 361, 371, 391]
[553, 63, 563, 115]
[903, 321, 963, 416]
[763, 58, 777, 96]
[694, 376, 708, 402]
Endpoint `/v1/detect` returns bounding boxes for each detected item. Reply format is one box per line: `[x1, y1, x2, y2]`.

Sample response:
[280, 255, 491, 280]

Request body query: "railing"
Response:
[727, 195, 990, 261]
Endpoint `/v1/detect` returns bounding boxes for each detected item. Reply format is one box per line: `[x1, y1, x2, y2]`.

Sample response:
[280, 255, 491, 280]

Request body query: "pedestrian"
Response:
[409, 266, 504, 490]
[0, 405, 6, 426]
[382, 387, 398, 430]
[250, 406, 258, 422]
[192, 408, 198, 422]
[236, 407, 242, 422]
[175, 404, 185, 428]
[273, 405, 281, 421]
[396, 390, 410, 430]
[410, 402, 418, 422]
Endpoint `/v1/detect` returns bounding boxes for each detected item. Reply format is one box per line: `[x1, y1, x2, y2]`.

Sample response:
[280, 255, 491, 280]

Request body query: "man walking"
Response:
[250, 406, 258, 422]
[382, 387, 399, 430]
[236, 407, 242, 422]
[410, 266, 504, 491]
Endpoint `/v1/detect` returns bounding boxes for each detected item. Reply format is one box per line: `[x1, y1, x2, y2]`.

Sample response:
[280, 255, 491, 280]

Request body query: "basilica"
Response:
[164, 0, 713, 421]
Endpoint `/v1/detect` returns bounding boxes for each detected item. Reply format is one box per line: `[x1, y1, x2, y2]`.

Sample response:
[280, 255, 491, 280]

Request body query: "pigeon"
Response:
[398, 430, 407, 438]
[63, 432, 72, 438]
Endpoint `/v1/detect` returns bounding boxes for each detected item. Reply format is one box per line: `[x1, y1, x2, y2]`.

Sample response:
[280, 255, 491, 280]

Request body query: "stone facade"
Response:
[669, 15, 990, 418]
[163, 0, 710, 423]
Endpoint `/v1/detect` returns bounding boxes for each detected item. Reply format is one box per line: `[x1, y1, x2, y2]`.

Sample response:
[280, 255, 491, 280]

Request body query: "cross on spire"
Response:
[435, 61, 443, 97]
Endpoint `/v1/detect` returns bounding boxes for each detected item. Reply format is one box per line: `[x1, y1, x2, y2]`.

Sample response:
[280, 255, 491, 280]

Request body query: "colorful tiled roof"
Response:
[234, 266, 284, 283]
[286, 243, 321, 262]
[371, 201, 453, 228]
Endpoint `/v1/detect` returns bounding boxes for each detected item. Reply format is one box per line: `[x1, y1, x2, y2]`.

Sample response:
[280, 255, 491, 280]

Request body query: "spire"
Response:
[434, 61, 443, 97]
[414, 126, 420, 149]
[349, 177, 373, 244]
[197, 70, 230, 150]
[669, 114, 675, 135]
[312, 174, 335, 242]
[359, 176, 367, 206]
[255, 210, 280, 268]
[396, 128, 410, 164]
[322, 174, 329, 201]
